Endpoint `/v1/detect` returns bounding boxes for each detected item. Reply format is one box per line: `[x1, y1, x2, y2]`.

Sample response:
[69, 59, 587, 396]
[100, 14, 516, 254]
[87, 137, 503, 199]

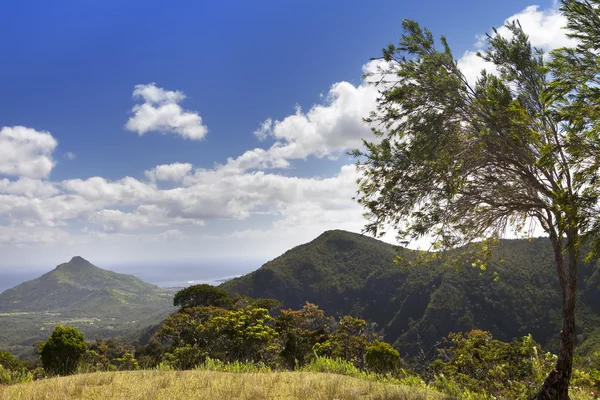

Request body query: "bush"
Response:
[162, 345, 206, 370]
[0, 351, 24, 372]
[365, 340, 400, 373]
[430, 330, 555, 399]
[39, 325, 87, 375]
[0, 364, 33, 385]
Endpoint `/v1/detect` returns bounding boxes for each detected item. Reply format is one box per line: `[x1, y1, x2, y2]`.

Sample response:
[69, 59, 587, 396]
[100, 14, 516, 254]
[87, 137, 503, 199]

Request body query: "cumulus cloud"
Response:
[0, 126, 57, 179]
[266, 81, 376, 160]
[458, 4, 575, 84]
[89, 205, 204, 233]
[0, 178, 59, 198]
[125, 83, 208, 140]
[145, 163, 193, 182]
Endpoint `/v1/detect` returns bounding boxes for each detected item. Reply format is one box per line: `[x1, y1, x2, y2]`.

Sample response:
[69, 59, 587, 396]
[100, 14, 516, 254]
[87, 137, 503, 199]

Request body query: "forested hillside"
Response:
[221, 230, 600, 356]
[0, 257, 176, 358]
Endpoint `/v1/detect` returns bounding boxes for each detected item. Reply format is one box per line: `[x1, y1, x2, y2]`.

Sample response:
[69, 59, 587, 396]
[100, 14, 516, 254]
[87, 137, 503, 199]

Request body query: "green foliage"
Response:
[39, 325, 87, 375]
[0, 351, 24, 372]
[0, 364, 33, 385]
[354, 2, 600, 396]
[221, 230, 600, 361]
[135, 337, 164, 369]
[173, 284, 231, 310]
[430, 330, 555, 399]
[303, 355, 370, 379]
[195, 357, 272, 373]
[0, 350, 31, 385]
[202, 307, 281, 364]
[112, 352, 140, 371]
[162, 345, 206, 370]
[365, 340, 401, 373]
[79, 338, 141, 372]
[275, 302, 335, 368]
[313, 315, 378, 369]
[159, 305, 281, 367]
[0, 256, 176, 359]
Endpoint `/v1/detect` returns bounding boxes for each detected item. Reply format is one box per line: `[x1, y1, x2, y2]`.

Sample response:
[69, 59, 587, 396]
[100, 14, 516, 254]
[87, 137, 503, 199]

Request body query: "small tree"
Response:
[354, 2, 600, 398]
[173, 284, 231, 310]
[39, 325, 87, 375]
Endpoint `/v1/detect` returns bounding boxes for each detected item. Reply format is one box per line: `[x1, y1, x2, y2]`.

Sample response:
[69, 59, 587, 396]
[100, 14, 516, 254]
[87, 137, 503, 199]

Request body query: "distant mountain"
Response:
[0, 257, 176, 358]
[221, 230, 600, 356]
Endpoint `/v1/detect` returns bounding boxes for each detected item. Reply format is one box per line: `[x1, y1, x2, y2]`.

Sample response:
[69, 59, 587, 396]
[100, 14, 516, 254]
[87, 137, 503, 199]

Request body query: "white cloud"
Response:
[64, 152, 76, 160]
[145, 163, 193, 182]
[264, 82, 377, 161]
[0, 126, 57, 179]
[497, 5, 575, 50]
[89, 205, 204, 233]
[0, 226, 70, 246]
[458, 4, 576, 85]
[253, 118, 273, 141]
[0, 178, 59, 198]
[125, 83, 208, 140]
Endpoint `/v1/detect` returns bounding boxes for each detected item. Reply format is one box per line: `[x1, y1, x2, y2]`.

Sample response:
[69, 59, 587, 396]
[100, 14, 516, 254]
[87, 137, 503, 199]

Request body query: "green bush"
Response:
[430, 330, 555, 399]
[0, 351, 24, 372]
[162, 345, 206, 370]
[39, 325, 87, 376]
[365, 340, 400, 373]
[112, 352, 140, 371]
[0, 364, 33, 385]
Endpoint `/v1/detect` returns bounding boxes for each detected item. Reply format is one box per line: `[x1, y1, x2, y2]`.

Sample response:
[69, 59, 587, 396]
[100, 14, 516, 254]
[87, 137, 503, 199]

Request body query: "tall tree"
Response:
[353, 2, 600, 399]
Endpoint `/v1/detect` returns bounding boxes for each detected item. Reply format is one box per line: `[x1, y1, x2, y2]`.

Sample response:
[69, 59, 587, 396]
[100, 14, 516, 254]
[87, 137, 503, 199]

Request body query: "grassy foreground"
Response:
[0, 370, 449, 400]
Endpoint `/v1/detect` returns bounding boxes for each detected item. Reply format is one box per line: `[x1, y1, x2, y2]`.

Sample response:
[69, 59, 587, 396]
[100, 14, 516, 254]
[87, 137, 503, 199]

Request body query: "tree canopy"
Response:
[39, 325, 87, 375]
[173, 284, 232, 310]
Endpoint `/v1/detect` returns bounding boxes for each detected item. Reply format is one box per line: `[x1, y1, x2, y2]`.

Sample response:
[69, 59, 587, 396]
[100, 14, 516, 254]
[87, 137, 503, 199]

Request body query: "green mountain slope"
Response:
[220, 230, 600, 356]
[0, 257, 176, 358]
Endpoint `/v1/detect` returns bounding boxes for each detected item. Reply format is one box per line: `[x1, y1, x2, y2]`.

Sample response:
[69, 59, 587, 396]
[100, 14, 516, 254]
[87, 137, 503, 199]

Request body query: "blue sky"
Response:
[0, 0, 567, 275]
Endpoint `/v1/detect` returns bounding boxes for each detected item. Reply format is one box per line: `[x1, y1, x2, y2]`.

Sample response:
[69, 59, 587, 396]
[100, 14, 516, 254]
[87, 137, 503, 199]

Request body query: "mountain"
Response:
[0, 257, 176, 358]
[220, 230, 600, 356]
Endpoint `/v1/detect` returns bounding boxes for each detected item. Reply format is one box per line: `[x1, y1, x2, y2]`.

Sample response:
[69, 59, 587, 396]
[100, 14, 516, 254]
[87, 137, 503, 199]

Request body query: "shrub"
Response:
[162, 345, 206, 370]
[430, 330, 555, 399]
[39, 325, 87, 375]
[0, 364, 33, 385]
[365, 340, 400, 373]
[0, 351, 24, 372]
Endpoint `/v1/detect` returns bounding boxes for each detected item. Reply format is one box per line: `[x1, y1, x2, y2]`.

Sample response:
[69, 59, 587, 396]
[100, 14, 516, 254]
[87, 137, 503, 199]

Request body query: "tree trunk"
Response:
[531, 234, 578, 400]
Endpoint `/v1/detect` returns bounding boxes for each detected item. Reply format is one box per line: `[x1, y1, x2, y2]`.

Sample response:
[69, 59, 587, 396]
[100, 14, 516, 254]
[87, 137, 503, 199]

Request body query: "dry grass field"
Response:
[0, 370, 451, 400]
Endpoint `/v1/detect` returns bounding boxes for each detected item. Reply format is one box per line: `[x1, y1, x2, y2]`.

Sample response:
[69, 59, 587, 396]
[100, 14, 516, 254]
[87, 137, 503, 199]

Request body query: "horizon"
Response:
[0, 232, 554, 294]
[0, 0, 563, 272]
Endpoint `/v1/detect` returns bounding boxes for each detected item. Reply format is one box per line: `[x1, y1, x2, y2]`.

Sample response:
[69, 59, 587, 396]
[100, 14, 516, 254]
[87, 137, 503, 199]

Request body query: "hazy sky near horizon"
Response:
[0, 0, 571, 272]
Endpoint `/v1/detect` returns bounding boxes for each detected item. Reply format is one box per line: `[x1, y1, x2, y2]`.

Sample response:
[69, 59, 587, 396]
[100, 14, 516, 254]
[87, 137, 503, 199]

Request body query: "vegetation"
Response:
[0, 265, 599, 399]
[0, 370, 449, 400]
[351, 1, 600, 396]
[0, 256, 176, 358]
[172, 284, 231, 310]
[39, 326, 87, 375]
[222, 230, 600, 360]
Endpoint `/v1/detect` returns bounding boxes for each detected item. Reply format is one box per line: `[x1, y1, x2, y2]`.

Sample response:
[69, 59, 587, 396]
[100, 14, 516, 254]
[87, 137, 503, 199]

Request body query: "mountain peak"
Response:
[55, 256, 94, 271]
